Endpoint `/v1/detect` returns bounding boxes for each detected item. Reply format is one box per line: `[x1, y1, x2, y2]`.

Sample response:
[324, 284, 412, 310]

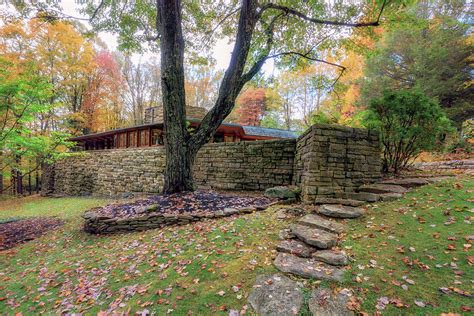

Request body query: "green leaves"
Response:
[364, 89, 452, 173]
[0, 58, 73, 175]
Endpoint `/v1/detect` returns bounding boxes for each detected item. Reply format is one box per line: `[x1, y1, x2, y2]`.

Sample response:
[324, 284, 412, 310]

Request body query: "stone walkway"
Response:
[249, 178, 436, 315]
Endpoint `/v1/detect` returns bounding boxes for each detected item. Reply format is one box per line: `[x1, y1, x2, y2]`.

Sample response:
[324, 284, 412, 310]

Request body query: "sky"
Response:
[60, 0, 273, 72]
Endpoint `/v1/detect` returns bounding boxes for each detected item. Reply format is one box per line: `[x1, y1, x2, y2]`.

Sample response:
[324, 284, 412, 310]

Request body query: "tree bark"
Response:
[158, 0, 260, 193]
[156, 0, 382, 193]
[158, 0, 194, 193]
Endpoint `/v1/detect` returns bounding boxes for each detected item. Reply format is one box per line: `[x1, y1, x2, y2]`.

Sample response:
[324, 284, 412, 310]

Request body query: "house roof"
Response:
[242, 126, 298, 139]
[70, 120, 298, 142]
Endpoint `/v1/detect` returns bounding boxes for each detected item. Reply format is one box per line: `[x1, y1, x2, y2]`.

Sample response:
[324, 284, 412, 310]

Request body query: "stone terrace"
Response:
[42, 124, 382, 202]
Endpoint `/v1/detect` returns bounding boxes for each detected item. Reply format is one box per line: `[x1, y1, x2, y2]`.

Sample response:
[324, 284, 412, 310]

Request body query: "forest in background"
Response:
[1, 0, 472, 195]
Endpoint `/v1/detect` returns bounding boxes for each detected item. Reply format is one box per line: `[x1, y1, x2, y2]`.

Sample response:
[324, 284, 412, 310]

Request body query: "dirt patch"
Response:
[0, 217, 63, 250]
[91, 190, 273, 219]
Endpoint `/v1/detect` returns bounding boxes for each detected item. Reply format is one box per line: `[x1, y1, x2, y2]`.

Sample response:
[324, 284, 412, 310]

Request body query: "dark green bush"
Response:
[365, 90, 452, 173]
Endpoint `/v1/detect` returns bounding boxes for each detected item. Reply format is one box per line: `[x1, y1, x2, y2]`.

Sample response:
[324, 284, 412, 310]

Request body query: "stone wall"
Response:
[44, 140, 295, 197]
[44, 148, 165, 197]
[43, 124, 382, 200]
[195, 140, 295, 190]
[294, 124, 381, 202]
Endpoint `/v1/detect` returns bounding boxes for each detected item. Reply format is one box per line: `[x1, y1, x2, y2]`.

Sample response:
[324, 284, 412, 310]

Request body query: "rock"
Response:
[264, 186, 298, 200]
[276, 239, 317, 258]
[379, 193, 403, 201]
[312, 250, 349, 266]
[223, 208, 239, 216]
[308, 288, 354, 316]
[311, 198, 365, 207]
[335, 192, 380, 202]
[318, 205, 365, 219]
[297, 214, 346, 234]
[274, 253, 344, 282]
[357, 183, 408, 194]
[279, 229, 296, 240]
[248, 274, 304, 316]
[276, 210, 288, 219]
[290, 224, 338, 249]
[379, 178, 429, 188]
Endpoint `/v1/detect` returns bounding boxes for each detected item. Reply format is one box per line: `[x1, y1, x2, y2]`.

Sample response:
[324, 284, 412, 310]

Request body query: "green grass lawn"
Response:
[0, 196, 287, 315]
[0, 176, 472, 315]
[341, 176, 473, 314]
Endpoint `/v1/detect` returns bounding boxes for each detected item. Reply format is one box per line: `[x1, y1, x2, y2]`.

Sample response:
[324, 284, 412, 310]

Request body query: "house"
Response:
[70, 106, 298, 150]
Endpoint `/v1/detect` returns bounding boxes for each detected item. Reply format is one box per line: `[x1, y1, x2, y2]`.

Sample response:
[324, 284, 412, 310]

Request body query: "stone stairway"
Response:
[249, 178, 439, 315]
[273, 205, 361, 282]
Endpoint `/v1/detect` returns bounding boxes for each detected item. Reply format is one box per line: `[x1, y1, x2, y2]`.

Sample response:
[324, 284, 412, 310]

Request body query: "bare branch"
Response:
[90, 0, 105, 21]
[261, 1, 387, 27]
[203, 6, 241, 46]
[240, 12, 284, 83]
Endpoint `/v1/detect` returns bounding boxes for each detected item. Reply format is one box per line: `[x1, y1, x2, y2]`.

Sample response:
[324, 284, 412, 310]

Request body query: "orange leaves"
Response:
[234, 87, 267, 126]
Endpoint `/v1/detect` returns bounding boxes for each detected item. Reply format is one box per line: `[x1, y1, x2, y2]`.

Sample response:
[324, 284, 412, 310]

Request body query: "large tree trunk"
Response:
[158, 0, 193, 193]
[158, 0, 260, 193]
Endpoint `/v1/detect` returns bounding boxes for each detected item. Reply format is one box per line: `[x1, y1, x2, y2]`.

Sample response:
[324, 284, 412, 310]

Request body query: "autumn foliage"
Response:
[234, 88, 266, 126]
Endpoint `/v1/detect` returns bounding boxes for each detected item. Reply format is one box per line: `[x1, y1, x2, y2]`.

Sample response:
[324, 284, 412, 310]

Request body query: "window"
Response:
[151, 129, 164, 145]
[139, 129, 150, 146]
[128, 131, 137, 147]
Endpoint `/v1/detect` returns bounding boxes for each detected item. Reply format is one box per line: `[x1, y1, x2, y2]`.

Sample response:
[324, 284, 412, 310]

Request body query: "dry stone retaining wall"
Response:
[43, 124, 382, 201]
[195, 140, 295, 190]
[83, 205, 266, 234]
[294, 124, 381, 202]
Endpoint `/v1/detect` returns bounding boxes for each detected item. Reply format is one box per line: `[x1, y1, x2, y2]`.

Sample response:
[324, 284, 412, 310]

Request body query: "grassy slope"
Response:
[0, 176, 472, 315]
[0, 196, 286, 315]
[341, 176, 473, 314]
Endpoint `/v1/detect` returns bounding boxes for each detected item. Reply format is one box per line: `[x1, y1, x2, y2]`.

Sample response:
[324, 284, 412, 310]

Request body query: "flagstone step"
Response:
[248, 274, 304, 316]
[335, 192, 380, 202]
[297, 214, 346, 234]
[309, 288, 354, 316]
[290, 224, 338, 249]
[274, 252, 344, 282]
[312, 249, 349, 266]
[318, 204, 365, 219]
[379, 177, 429, 188]
[276, 239, 317, 258]
[357, 183, 408, 194]
[311, 197, 366, 207]
[379, 192, 404, 201]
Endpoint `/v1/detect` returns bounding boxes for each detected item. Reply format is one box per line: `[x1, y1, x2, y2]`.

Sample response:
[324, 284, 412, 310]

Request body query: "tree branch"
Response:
[240, 12, 283, 83]
[261, 1, 387, 27]
[203, 6, 241, 46]
[90, 0, 105, 21]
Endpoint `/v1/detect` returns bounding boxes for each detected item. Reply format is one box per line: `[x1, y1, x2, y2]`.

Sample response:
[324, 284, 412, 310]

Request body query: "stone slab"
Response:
[318, 204, 365, 219]
[274, 253, 344, 282]
[311, 198, 365, 207]
[335, 192, 380, 202]
[379, 177, 429, 188]
[357, 183, 408, 194]
[379, 193, 403, 201]
[312, 250, 349, 266]
[248, 274, 303, 316]
[308, 288, 354, 316]
[276, 239, 317, 258]
[279, 229, 296, 240]
[297, 214, 346, 234]
[290, 224, 338, 249]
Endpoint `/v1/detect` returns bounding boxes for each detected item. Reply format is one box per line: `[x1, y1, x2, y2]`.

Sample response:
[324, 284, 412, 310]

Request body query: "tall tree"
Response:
[82, 51, 125, 133]
[29, 0, 387, 193]
[360, 11, 473, 124]
[234, 87, 266, 126]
